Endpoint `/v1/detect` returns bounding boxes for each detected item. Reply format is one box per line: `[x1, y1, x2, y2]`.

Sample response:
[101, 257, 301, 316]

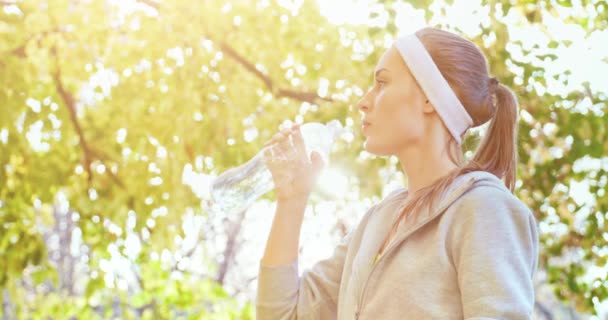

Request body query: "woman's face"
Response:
[357, 47, 431, 156]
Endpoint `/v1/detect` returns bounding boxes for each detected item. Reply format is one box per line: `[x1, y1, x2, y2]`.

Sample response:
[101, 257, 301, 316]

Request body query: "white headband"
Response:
[393, 34, 473, 145]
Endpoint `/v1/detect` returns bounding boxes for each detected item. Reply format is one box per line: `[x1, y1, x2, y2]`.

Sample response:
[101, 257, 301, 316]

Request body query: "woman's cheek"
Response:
[374, 89, 386, 106]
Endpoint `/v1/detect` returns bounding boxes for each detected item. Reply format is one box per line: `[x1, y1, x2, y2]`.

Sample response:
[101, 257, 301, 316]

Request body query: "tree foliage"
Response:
[0, 0, 606, 318]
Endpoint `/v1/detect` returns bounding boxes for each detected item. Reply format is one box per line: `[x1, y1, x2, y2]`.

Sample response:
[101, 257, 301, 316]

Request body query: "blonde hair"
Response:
[382, 27, 520, 246]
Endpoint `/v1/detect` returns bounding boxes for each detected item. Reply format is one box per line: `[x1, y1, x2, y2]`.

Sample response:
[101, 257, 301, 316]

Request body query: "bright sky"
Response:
[318, 0, 608, 95]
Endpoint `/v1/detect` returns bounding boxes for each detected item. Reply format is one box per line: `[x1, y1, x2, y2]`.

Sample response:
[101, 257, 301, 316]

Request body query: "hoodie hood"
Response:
[379, 170, 509, 218]
[363, 170, 510, 266]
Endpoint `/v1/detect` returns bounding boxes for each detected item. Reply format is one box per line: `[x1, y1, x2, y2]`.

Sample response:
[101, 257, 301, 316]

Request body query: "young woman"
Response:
[256, 27, 539, 319]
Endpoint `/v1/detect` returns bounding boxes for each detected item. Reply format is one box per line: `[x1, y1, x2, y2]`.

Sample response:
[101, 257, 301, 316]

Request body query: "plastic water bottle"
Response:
[208, 120, 344, 215]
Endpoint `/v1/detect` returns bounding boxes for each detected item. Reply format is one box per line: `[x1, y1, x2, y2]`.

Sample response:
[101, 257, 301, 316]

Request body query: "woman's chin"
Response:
[363, 141, 390, 157]
[363, 140, 373, 152]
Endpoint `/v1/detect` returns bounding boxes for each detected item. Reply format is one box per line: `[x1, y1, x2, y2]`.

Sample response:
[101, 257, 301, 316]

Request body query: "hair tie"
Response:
[489, 77, 499, 111]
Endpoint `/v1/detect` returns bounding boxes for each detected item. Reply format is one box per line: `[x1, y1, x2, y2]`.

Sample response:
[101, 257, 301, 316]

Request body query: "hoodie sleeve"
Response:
[256, 229, 353, 320]
[448, 185, 539, 320]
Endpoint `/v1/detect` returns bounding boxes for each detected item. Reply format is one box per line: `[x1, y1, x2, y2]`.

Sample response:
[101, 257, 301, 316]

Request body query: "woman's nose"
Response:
[357, 88, 373, 113]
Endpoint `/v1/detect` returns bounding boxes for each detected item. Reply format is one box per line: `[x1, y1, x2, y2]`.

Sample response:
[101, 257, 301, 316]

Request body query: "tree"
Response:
[0, 0, 606, 318]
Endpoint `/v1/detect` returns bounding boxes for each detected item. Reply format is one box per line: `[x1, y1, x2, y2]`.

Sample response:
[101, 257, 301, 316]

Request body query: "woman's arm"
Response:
[256, 200, 377, 320]
[261, 199, 308, 266]
[256, 123, 350, 319]
[256, 202, 360, 320]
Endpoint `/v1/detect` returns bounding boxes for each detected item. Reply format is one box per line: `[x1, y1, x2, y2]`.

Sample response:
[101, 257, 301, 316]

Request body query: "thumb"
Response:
[310, 151, 325, 177]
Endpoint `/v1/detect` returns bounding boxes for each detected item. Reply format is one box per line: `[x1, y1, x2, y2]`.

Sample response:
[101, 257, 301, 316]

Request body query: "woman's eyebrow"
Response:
[374, 68, 390, 78]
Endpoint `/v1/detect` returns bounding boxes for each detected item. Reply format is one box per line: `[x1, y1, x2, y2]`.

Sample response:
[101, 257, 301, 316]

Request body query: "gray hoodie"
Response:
[256, 170, 539, 319]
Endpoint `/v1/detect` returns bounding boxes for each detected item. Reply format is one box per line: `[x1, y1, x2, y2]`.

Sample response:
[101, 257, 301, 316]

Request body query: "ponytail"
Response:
[466, 80, 519, 191]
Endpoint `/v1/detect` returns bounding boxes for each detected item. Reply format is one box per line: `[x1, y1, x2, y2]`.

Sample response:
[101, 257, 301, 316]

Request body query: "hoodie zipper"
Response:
[353, 177, 475, 319]
[354, 218, 424, 319]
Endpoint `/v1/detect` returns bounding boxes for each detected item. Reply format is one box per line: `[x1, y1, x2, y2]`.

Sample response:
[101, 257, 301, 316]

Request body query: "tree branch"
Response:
[137, 0, 159, 9]
[135, 301, 156, 316]
[277, 88, 333, 104]
[52, 47, 95, 182]
[563, 231, 585, 247]
[217, 41, 274, 91]
[134, 0, 333, 105]
[6, 28, 63, 58]
[216, 39, 333, 104]
[89, 149, 126, 188]
[50, 44, 126, 188]
[216, 208, 246, 285]
[2, 289, 14, 319]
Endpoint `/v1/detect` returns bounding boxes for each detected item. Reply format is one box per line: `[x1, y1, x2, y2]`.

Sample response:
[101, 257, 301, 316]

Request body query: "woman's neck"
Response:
[398, 143, 458, 194]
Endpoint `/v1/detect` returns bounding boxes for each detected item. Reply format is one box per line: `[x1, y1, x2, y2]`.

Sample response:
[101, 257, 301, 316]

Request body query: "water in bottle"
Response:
[208, 120, 344, 215]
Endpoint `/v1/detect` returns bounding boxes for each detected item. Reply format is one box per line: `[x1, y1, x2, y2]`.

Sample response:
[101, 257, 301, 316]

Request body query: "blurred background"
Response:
[0, 0, 607, 319]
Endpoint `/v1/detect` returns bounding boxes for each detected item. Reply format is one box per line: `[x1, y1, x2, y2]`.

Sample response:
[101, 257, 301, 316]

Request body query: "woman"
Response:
[256, 27, 539, 319]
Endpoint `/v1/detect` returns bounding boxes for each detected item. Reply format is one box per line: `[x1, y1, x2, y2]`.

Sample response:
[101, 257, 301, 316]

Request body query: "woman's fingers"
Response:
[261, 124, 322, 200]
[263, 135, 283, 151]
[290, 125, 307, 159]
[264, 127, 291, 145]
[263, 124, 310, 167]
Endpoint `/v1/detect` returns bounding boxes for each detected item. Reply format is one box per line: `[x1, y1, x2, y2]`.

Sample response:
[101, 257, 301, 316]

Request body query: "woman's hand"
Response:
[262, 124, 325, 202]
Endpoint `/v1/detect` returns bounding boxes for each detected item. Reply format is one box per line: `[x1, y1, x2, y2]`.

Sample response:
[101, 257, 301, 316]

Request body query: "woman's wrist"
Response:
[276, 193, 310, 207]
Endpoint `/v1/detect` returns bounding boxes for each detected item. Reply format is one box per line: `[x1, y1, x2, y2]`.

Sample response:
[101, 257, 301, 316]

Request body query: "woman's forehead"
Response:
[375, 47, 410, 77]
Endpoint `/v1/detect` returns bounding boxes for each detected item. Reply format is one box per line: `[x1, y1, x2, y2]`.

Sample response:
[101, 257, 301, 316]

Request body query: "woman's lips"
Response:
[362, 121, 371, 131]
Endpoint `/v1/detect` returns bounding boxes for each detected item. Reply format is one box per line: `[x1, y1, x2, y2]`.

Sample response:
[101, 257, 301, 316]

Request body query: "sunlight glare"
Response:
[317, 167, 349, 198]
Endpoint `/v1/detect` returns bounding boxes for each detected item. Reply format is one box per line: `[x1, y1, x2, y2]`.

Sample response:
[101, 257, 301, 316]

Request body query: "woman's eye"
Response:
[376, 80, 386, 88]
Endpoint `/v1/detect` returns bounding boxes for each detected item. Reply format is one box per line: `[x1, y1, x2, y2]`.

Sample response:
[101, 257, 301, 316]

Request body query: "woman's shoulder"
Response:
[452, 171, 535, 223]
